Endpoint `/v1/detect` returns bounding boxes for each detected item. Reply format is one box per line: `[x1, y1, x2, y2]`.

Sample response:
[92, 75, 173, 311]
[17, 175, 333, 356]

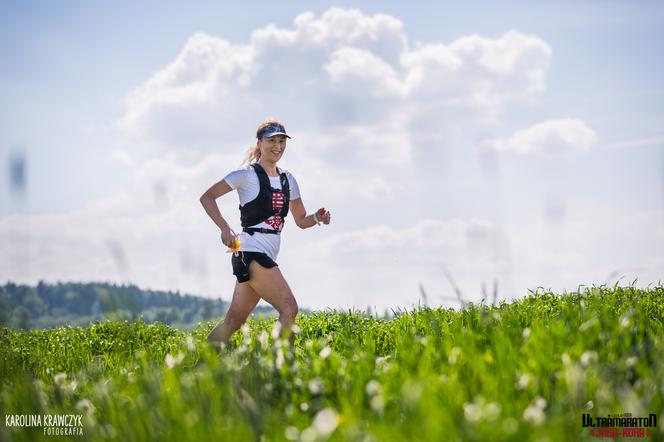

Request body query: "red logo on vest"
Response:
[265, 215, 282, 231]
[272, 192, 284, 211]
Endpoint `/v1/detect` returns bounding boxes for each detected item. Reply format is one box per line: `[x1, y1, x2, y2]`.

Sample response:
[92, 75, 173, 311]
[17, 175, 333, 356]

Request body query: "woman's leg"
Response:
[247, 262, 299, 346]
[206, 281, 261, 352]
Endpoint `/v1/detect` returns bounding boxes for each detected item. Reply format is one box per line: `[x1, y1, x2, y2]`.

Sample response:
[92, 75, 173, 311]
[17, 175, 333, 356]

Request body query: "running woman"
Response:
[200, 119, 331, 351]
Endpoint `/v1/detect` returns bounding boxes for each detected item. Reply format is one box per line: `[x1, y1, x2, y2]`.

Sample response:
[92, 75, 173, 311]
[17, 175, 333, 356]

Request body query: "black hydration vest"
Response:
[239, 163, 290, 234]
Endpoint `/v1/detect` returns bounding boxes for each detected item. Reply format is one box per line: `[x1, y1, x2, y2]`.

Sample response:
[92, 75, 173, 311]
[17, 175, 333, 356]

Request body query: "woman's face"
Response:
[258, 135, 287, 163]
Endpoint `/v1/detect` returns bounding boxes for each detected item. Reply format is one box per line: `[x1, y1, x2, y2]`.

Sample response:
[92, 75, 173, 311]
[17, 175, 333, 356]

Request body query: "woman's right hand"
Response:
[220, 227, 237, 248]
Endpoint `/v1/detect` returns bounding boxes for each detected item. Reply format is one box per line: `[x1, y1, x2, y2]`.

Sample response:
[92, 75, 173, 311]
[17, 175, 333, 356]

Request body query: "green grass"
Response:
[1, 285, 663, 441]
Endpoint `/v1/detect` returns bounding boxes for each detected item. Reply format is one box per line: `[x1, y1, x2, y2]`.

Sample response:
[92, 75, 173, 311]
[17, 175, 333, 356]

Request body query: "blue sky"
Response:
[2, 1, 663, 311]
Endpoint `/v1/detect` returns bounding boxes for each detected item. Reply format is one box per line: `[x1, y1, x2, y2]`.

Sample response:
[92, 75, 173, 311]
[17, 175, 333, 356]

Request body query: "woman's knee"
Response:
[224, 309, 247, 329]
[279, 297, 298, 320]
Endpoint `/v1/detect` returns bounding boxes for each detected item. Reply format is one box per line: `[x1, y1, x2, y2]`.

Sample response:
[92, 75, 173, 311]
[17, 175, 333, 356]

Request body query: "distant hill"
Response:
[0, 281, 279, 330]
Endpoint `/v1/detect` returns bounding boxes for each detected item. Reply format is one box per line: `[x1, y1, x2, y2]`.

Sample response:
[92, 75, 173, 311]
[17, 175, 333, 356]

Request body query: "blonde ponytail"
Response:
[243, 143, 261, 165]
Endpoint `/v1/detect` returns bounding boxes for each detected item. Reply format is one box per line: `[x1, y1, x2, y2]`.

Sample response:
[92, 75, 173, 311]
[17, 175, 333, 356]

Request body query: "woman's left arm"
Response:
[290, 198, 331, 229]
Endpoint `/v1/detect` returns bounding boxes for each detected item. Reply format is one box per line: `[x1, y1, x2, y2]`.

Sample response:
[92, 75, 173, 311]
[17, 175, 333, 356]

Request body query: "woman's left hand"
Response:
[315, 207, 331, 225]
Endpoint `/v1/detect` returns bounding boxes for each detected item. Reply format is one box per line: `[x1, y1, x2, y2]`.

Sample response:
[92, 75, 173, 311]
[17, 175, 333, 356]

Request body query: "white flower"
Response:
[625, 356, 638, 367]
[276, 348, 285, 370]
[523, 405, 546, 426]
[54, 373, 67, 386]
[284, 426, 299, 441]
[185, 336, 195, 351]
[580, 351, 598, 367]
[365, 380, 381, 396]
[522, 328, 531, 339]
[561, 353, 571, 366]
[464, 403, 482, 422]
[523, 396, 547, 426]
[312, 408, 339, 436]
[517, 373, 531, 390]
[463, 396, 501, 422]
[259, 331, 269, 348]
[76, 399, 95, 415]
[448, 347, 462, 364]
[319, 346, 331, 359]
[271, 321, 282, 339]
[241, 323, 251, 336]
[308, 378, 323, 395]
[585, 400, 594, 410]
[370, 395, 385, 412]
[299, 402, 309, 412]
[165, 352, 184, 369]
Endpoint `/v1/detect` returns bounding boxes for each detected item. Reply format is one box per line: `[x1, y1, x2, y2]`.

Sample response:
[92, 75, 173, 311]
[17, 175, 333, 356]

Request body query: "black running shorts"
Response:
[231, 251, 278, 283]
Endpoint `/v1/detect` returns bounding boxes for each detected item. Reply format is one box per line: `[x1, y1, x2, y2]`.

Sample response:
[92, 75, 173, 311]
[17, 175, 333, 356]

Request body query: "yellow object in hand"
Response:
[227, 235, 240, 253]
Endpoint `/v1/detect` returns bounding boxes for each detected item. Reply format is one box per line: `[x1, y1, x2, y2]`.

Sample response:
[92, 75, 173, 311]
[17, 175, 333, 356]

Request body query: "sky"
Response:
[1, 0, 663, 312]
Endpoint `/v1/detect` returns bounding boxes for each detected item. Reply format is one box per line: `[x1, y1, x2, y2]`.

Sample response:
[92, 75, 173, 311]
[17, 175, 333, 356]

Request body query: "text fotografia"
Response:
[5, 414, 84, 436]
[582, 413, 657, 438]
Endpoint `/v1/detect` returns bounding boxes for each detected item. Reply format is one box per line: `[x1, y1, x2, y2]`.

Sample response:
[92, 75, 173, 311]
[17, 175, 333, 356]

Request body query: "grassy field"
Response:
[1, 285, 662, 441]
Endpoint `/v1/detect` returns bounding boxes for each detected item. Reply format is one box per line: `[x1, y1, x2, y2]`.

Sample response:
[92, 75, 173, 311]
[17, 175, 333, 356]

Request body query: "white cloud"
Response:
[118, 8, 552, 154]
[479, 119, 598, 155]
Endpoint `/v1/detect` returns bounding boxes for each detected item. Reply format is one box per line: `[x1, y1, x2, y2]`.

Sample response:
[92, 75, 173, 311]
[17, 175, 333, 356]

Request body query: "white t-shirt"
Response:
[223, 165, 301, 261]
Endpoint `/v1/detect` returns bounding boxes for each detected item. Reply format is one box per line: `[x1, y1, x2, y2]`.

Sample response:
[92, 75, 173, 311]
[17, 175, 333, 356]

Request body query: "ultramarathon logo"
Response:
[5, 414, 84, 436]
[583, 412, 657, 438]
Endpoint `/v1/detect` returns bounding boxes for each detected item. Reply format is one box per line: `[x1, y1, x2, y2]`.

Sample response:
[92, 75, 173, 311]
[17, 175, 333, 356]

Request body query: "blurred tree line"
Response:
[0, 281, 278, 330]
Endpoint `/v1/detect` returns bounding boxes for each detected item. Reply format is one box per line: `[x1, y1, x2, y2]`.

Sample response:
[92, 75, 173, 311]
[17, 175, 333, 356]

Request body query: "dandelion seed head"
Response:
[464, 403, 482, 422]
[313, 408, 339, 436]
[522, 328, 531, 339]
[284, 426, 299, 441]
[319, 346, 331, 359]
[241, 323, 251, 336]
[271, 321, 282, 339]
[523, 405, 546, 426]
[561, 352, 571, 366]
[276, 348, 285, 370]
[54, 373, 67, 386]
[165, 352, 184, 369]
[75, 399, 95, 415]
[448, 347, 462, 365]
[365, 379, 381, 396]
[308, 377, 323, 395]
[580, 351, 598, 367]
[259, 331, 269, 348]
[185, 336, 195, 351]
[370, 395, 385, 412]
[299, 402, 309, 412]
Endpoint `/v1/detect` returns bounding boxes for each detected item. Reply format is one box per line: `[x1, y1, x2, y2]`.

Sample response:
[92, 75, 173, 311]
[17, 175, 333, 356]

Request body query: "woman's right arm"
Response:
[199, 179, 236, 247]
